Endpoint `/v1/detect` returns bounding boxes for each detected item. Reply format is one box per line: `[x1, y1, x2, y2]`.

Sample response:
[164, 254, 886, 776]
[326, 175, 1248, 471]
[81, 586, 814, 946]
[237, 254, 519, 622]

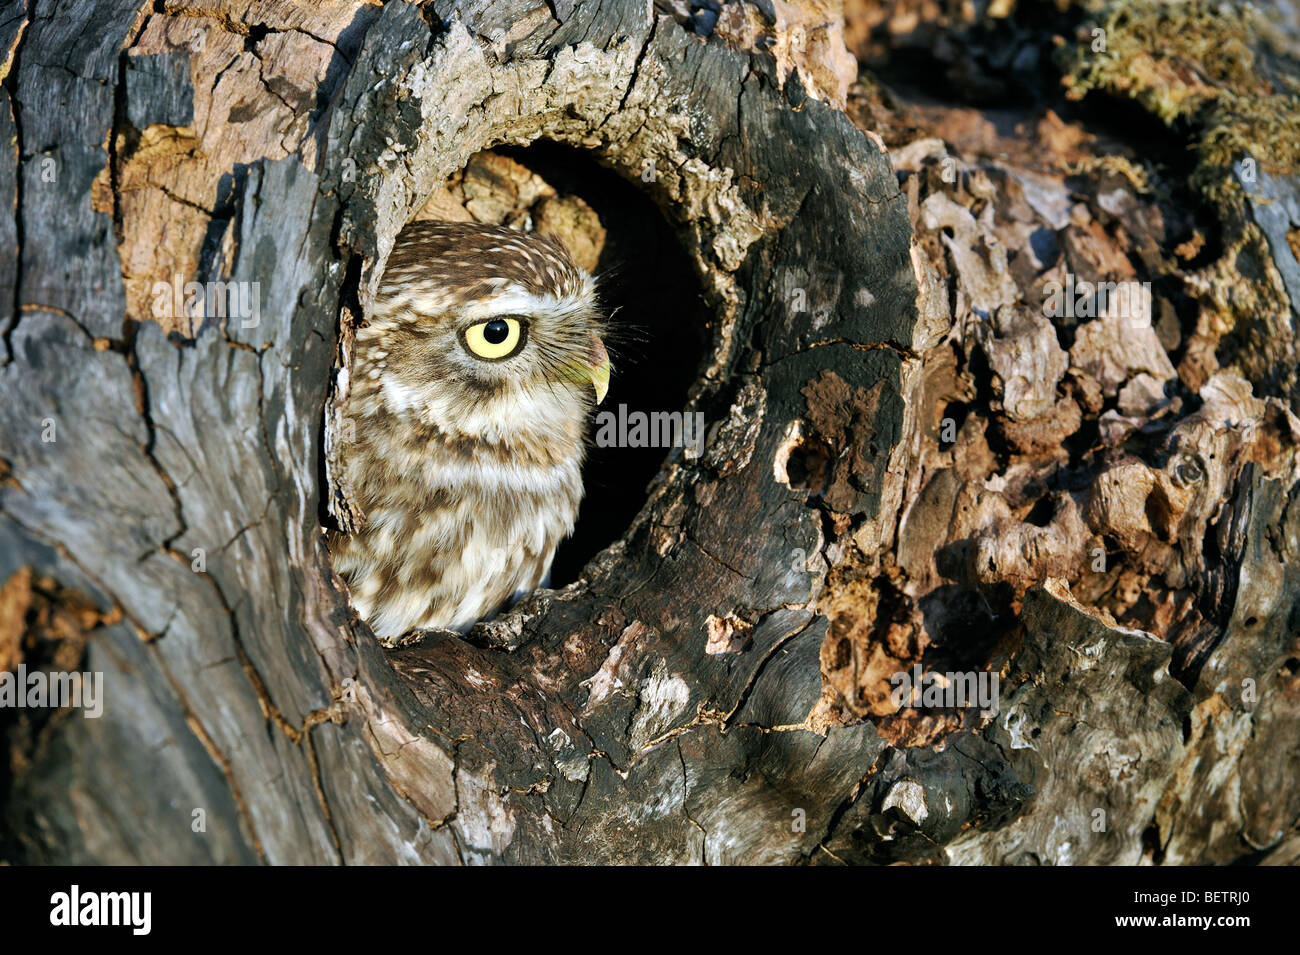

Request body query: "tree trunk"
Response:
[1, 0, 1297, 865]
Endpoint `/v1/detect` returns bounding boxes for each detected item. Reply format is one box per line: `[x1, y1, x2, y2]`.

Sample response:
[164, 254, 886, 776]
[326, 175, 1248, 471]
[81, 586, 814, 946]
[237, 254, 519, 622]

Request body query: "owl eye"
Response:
[462, 317, 526, 360]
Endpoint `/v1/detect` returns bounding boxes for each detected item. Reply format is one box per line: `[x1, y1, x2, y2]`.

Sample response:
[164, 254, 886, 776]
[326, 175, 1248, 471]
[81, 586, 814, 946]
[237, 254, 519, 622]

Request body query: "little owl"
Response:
[330, 221, 610, 639]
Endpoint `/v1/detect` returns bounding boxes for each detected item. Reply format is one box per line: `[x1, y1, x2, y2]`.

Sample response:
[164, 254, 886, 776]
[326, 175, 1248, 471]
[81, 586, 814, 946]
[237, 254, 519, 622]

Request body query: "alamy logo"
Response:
[151, 275, 260, 328]
[50, 885, 151, 935]
[1042, 274, 1150, 322]
[0, 665, 103, 718]
[594, 404, 706, 455]
[890, 664, 1000, 717]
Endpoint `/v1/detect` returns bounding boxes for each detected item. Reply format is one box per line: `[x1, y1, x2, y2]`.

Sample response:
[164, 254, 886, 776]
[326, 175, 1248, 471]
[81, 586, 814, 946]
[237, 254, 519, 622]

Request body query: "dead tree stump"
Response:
[1, 0, 1296, 865]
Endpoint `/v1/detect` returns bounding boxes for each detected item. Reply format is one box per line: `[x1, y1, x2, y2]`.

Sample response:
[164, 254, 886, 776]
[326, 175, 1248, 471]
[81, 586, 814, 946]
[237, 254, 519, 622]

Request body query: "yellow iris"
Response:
[463, 317, 524, 360]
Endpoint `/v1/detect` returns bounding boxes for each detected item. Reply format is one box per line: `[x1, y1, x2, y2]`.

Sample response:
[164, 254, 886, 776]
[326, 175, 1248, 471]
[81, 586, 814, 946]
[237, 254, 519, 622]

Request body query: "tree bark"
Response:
[1, 0, 1297, 865]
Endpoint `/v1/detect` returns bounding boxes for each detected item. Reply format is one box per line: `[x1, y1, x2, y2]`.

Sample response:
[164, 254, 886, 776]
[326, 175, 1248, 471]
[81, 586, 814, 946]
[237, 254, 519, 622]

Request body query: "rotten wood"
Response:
[0, 0, 1297, 865]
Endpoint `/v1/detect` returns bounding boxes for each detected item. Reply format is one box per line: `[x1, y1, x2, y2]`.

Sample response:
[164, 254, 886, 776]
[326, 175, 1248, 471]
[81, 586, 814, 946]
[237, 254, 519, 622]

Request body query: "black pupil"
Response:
[484, 320, 510, 345]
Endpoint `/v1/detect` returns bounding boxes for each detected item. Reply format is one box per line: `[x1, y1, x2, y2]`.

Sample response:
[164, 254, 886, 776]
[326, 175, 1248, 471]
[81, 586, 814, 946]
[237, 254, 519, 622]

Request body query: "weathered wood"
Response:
[1, 0, 1297, 866]
[0, 0, 916, 864]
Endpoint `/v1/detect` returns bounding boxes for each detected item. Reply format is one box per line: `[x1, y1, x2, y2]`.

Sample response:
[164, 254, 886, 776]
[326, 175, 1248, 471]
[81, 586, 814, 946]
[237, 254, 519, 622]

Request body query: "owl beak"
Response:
[586, 332, 611, 405]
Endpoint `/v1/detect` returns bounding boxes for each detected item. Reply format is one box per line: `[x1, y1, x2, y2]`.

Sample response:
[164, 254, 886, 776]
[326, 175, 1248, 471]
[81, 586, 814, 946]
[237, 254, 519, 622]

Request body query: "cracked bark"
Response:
[0, 0, 1296, 865]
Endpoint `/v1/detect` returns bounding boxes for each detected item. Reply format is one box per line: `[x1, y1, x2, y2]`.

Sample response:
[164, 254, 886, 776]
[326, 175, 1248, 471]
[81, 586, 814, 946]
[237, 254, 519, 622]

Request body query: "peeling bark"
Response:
[1, 0, 1297, 866]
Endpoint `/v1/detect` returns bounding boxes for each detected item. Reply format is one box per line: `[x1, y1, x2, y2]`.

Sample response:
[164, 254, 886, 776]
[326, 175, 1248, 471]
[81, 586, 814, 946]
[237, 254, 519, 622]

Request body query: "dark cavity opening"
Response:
[487, 142, 712, 585]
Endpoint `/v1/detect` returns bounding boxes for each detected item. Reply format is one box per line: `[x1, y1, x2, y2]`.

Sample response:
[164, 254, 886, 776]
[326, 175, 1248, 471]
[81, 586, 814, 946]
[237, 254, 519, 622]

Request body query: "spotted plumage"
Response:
[329, 221, 609, 639]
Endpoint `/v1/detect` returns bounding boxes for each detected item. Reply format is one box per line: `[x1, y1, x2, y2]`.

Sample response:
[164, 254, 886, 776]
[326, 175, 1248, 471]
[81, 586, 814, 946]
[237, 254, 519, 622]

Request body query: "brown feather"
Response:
[329, 222, 603, 639]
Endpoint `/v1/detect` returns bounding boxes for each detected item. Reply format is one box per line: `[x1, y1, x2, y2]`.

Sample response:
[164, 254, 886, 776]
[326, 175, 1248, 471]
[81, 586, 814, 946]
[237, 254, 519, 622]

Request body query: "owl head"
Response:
[356, 221, 610, 443]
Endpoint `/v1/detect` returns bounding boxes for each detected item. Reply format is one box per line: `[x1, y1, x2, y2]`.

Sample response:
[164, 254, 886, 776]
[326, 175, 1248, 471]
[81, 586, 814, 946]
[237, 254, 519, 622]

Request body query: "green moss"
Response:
[1053, 1, 1299, 400]
[1061, 0, 1300, 207]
